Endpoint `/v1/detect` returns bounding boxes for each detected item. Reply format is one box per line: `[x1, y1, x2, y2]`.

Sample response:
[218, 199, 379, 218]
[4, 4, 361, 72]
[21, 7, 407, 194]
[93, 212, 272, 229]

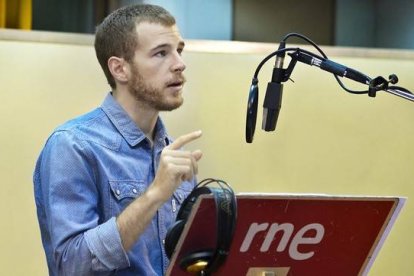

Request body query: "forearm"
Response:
[116, 185, 165, 251]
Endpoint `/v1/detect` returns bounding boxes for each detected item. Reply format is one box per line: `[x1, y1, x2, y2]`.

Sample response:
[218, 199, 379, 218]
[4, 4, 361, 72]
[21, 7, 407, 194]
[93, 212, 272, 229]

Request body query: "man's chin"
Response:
[158, 98, 184, 111]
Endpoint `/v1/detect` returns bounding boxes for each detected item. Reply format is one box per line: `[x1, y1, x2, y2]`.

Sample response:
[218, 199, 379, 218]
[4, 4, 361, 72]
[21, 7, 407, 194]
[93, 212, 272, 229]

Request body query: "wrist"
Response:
[145, 182, 167, 206]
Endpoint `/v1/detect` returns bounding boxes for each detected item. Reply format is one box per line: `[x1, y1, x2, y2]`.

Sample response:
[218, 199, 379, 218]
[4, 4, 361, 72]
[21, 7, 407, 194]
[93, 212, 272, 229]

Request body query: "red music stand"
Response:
[166, 194, 404, 276]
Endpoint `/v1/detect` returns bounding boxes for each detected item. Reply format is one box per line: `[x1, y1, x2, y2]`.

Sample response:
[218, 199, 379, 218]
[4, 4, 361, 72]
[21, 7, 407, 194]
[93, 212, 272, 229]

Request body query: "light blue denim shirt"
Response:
[34, 93, 195, 275]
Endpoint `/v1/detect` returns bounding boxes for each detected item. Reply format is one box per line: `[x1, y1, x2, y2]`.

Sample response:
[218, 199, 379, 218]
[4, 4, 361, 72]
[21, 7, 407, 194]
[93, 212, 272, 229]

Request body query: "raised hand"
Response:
[152, 130, 203, 202]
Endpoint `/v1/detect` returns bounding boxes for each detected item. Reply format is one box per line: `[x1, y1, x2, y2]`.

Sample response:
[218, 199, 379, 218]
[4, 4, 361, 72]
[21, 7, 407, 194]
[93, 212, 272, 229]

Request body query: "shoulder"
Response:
[47, 108, 122, 151]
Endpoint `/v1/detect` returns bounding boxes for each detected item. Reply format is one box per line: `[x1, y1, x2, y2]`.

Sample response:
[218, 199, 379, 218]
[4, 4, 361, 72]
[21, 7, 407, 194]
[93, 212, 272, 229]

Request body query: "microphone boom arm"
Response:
[286, 48, 414, 102]
[246, 34, 414, 143]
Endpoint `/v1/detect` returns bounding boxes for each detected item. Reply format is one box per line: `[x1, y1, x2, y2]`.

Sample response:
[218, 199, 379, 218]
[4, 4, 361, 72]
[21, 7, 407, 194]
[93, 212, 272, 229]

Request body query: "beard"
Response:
[128, 65, 185, 111]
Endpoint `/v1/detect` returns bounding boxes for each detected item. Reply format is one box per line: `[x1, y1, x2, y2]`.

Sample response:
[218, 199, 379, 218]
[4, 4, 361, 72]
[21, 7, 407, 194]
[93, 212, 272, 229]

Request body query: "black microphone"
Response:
[262, 42, 286, 131]
[291, 50, 371, 85]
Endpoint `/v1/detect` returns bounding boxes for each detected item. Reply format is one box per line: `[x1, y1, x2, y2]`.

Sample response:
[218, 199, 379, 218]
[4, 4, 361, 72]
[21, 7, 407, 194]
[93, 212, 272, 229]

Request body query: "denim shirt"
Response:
[33, 93, 195, 275]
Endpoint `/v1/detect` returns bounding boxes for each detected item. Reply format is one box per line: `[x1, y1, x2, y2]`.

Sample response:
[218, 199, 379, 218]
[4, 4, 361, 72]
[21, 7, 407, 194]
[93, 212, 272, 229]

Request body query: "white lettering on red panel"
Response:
[240, 222, 325, 261]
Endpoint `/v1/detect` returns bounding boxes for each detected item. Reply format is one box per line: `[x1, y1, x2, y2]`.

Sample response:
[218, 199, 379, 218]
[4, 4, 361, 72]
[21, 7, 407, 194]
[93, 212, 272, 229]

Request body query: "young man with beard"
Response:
[34, 4, 202, 275]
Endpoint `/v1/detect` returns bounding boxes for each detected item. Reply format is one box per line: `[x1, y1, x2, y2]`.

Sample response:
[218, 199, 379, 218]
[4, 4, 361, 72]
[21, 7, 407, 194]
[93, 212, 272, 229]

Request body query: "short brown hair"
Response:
[94, 4, 176, 89]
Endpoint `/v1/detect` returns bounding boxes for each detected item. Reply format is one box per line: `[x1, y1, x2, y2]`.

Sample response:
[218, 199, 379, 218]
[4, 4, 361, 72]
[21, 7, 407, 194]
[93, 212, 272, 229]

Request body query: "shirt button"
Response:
[116, 189, 121, 195]
[162, 239, 165, 245]
[132, 188, 138, 194]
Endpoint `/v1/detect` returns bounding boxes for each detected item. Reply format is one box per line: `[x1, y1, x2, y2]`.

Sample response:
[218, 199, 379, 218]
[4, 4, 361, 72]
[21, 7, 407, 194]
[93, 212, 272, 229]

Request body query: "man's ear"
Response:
[108, 56, 129, 84]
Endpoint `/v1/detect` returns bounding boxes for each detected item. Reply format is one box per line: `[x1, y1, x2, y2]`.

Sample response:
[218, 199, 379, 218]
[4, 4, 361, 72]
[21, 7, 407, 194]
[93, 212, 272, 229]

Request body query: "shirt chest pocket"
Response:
[109, 180, 146, 217]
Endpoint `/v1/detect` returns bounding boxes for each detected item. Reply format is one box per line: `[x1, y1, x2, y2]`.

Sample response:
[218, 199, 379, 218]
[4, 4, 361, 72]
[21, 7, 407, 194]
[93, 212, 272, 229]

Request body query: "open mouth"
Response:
[167, 82, 183, 88]
[166, 78, 185, 88]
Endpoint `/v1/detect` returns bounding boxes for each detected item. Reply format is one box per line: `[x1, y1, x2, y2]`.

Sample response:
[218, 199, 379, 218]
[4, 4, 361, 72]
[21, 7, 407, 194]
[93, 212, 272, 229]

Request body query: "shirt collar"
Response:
[100, 93, 169, 147]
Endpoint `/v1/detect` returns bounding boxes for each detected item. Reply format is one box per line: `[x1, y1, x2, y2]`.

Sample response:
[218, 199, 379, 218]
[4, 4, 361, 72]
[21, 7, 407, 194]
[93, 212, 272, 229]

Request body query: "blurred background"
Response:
[1, 0, 414, 275]
[2, 0, 414, 49]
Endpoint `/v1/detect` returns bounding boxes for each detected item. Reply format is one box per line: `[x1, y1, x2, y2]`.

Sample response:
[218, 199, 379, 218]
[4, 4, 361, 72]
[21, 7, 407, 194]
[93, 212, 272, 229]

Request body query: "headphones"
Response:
[165, 178, 237, 275]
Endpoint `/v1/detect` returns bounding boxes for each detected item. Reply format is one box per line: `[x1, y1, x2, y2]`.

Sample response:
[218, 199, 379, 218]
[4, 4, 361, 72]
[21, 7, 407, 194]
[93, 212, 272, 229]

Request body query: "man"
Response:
[34, 4, 202, 275]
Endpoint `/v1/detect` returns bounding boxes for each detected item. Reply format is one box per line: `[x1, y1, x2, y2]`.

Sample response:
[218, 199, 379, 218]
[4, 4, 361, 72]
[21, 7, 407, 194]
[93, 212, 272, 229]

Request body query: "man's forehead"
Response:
[135, 22, 183, 46]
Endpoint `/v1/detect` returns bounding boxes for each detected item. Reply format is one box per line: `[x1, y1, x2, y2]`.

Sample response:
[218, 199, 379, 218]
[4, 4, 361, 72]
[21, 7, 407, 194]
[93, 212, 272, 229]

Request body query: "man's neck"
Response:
[112, 90, 159, 142]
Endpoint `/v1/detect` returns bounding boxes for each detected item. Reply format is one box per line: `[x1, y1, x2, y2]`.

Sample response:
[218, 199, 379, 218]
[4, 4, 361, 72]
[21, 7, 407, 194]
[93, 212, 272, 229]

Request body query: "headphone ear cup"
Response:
[179, 250, 214, 273]
[164, 220, 185, 259]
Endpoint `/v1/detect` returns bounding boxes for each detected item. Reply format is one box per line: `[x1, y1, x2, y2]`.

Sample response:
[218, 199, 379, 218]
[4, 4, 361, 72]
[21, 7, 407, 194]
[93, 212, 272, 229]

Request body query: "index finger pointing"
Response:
[168, 130, 202, 150]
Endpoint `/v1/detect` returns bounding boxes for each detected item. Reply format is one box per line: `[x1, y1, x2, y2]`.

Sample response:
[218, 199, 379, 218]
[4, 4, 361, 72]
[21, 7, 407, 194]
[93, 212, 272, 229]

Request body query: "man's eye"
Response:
[155, 50, 167, 57]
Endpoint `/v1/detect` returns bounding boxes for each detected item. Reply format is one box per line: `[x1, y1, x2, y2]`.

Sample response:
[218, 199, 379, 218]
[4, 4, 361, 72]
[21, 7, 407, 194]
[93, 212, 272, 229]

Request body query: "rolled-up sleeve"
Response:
[85, 217, 129, 271]
[39, 131, 129, 275]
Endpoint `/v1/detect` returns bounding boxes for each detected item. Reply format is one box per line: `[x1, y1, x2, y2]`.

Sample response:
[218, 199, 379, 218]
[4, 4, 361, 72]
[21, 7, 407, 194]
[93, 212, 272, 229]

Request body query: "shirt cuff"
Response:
[84, 217, 130, 271]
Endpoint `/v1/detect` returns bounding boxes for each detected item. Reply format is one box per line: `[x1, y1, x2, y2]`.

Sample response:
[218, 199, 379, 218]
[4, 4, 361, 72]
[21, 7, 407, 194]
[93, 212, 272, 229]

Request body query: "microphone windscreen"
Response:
[245, 83, 258, 143]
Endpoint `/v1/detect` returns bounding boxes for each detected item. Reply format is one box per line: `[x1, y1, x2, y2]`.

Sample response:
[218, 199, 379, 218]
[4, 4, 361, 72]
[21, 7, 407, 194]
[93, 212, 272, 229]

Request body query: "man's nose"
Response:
[171, 53, 186, 72]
